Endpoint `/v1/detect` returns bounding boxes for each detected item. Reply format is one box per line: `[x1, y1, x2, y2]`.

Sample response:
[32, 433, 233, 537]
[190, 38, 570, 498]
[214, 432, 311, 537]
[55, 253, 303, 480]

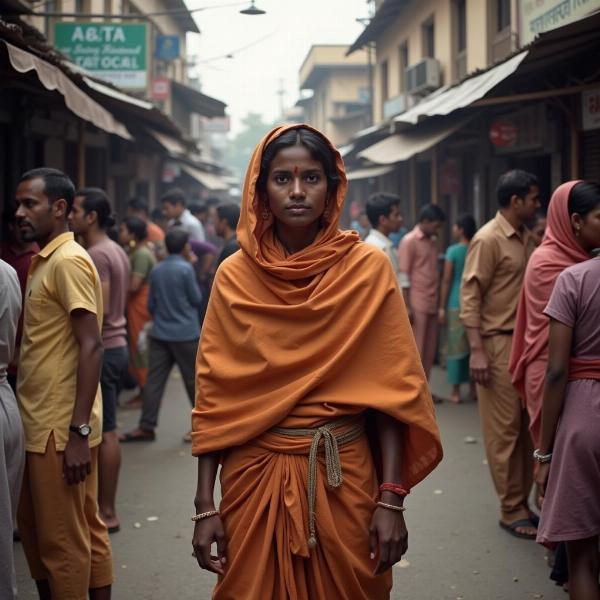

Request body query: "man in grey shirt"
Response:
[0, 259, 25, 599]
[161, 188, 205, 242]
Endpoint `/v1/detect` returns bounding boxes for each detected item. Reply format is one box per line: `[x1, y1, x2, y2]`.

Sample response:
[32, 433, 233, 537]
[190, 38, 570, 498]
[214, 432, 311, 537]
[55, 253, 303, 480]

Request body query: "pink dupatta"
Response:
[509, 181, 589, 440]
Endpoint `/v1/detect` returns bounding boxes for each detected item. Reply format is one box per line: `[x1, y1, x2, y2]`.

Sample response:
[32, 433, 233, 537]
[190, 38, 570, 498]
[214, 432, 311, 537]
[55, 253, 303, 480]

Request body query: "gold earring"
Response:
[575, 227, 581, 237]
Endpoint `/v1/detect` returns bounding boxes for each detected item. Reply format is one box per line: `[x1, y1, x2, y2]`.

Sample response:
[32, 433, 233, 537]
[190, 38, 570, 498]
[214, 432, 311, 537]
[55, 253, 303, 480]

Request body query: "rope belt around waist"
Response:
[270, 415, 365, 550]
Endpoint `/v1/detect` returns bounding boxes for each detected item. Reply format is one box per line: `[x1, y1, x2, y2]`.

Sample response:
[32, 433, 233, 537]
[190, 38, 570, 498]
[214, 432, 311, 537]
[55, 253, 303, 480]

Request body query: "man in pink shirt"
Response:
[399, 204, 445, 388]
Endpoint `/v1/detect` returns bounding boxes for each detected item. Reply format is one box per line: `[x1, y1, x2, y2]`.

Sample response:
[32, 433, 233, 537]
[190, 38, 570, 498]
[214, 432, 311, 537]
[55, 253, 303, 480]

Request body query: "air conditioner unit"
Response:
[405, 58, 441, 95]
[383, 93, 417, 119]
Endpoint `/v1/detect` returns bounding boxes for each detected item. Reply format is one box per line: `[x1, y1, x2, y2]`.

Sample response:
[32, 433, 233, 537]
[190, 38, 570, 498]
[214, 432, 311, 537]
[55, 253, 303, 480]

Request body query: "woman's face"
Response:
[530, 217, 546, 246]
[452, 224, 461, 241]
[119, 223, 132, 247]
[264, 144, 329, 231]
[574, 206, 600, 253]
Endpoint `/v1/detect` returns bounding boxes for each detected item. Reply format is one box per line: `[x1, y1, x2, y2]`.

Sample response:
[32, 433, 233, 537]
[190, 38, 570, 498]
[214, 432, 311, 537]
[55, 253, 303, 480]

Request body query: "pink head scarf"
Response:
[509, 181, 589, 440]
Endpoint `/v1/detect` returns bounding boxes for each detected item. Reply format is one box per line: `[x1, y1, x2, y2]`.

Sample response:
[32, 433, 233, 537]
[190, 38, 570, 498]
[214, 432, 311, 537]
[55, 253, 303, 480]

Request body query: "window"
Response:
[75, 0, 91, 13]
[422, 18, 435, 58]
[104, 0, 112, 13]
[497, 0, 511, 31]
[456, 0, 466, 52]
[399, 42, 408, 92]
[380, 60, 389, 104]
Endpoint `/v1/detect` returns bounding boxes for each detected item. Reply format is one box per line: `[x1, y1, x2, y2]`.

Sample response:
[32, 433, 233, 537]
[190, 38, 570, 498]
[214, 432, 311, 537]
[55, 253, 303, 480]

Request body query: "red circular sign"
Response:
[489, 120, 518, 148]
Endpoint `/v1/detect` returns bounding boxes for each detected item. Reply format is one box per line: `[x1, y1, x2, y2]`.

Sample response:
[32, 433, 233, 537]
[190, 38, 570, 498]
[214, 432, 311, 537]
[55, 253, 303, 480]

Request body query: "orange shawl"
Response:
[191, 124, 441, 490]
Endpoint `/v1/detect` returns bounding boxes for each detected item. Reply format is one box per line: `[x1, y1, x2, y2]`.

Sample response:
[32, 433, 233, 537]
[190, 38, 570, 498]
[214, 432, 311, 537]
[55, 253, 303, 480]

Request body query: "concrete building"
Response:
[0, 0, 229, 213]
[344, 0, 600, 234]
[298, 44, 371, 146]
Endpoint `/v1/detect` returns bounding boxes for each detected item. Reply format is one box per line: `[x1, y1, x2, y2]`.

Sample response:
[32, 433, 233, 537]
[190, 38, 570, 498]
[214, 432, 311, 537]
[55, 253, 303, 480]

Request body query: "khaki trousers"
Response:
[412, 310, 438, 379]
[477, 334, 533, 523]
[17, 433, 113, 599]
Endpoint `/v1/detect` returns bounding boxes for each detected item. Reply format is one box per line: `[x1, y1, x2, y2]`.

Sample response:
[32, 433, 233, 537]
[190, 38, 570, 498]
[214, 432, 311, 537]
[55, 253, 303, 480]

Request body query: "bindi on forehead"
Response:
[293, 166, 299, 175]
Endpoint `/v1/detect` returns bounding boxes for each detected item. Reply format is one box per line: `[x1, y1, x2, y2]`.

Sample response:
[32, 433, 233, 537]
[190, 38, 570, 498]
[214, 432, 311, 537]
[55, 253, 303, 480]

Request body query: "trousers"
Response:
[412, 310, 438, 378]
[477, 334, 533, 523]
[139, 337, 198, 430]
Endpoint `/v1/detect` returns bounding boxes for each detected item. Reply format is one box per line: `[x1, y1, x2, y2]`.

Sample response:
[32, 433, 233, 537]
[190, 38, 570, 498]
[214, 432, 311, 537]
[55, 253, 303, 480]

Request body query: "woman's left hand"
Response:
[368, 501, 408, 575]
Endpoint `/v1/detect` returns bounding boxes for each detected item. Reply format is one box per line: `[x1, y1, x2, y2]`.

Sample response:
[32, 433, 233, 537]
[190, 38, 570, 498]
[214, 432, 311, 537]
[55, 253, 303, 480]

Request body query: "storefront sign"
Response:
[155, 35, 180, 61]
[582, 88, 600, 131]
[55, 22, 148, 89]
[489, 120, 518, 148]
[151, 76, 171, 101]
[520, 0, 600, 45]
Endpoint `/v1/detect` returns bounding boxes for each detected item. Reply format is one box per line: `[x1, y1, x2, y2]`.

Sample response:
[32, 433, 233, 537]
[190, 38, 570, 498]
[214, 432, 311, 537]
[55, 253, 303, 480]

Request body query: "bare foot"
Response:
[450, 389, 461, 404]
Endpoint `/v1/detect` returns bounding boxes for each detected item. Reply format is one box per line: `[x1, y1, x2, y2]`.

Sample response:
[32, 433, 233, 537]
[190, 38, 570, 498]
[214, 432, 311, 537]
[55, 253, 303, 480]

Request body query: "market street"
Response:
[14, 368, 566, 600]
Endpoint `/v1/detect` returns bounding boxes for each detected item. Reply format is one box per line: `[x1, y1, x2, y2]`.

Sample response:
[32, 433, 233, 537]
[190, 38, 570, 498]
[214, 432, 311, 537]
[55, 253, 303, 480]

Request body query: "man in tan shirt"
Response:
[460, 170, 540, 539]
[15, 168, 112, 599]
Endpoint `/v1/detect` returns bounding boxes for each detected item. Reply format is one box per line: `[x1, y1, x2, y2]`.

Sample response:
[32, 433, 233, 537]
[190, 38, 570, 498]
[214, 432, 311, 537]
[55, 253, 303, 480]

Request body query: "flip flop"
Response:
[528, 513, 540, 527]
[108, 525, 120, 535]
[499, 519, 537, 540]
[119, 430, 155, 443]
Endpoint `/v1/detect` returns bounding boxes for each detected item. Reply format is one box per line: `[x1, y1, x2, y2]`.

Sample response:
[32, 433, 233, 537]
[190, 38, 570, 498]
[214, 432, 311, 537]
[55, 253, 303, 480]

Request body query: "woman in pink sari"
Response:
[510, 181, 598, 451]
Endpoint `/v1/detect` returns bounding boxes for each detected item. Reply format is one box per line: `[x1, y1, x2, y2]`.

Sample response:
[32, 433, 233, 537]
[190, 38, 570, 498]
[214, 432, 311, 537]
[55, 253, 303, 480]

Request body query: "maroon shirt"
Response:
[0, 241, 39, 374]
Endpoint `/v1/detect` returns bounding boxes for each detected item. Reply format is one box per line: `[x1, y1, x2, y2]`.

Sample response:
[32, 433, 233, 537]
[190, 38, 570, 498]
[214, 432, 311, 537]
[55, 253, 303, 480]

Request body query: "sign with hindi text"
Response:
[519, 0, 600, 45]
[55, 22, 148, 89]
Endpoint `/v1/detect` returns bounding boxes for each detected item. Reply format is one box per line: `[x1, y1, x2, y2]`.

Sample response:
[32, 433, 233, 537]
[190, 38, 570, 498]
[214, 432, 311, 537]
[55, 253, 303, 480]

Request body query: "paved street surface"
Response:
[15, 368, 566, 600]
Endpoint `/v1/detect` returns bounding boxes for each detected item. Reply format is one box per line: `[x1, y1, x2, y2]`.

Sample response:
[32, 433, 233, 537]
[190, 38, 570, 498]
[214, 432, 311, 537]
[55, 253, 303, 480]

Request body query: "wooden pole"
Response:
[431, 145, 438, 204]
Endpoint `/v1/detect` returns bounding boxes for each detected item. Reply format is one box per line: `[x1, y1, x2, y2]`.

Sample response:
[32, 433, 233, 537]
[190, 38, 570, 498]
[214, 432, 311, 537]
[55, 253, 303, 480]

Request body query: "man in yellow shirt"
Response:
[15, 168, 113, 600]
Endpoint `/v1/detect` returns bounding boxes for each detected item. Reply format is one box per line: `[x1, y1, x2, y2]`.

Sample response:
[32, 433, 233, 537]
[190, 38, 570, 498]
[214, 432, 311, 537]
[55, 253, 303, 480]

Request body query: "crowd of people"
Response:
[362, 171, 600, 598]
[0, 123, 598, 600]
[0, 168, 240, 598]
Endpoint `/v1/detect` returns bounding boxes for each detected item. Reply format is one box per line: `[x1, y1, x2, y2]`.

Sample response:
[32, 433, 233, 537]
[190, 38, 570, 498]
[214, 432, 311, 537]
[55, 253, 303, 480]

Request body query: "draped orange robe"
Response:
[192, 124, 442, 600]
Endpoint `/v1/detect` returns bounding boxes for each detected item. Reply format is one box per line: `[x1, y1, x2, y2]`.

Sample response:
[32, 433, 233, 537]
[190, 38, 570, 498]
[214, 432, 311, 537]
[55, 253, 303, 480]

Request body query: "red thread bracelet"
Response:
[379, 483, 410, 497]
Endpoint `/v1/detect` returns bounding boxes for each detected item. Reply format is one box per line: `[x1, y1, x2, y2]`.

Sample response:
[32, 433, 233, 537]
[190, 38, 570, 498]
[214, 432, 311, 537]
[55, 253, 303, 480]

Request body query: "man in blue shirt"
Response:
[121, 228, 202, 443]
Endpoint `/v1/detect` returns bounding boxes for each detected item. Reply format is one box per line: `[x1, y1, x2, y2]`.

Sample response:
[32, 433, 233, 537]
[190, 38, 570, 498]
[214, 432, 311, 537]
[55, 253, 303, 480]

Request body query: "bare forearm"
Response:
[439, 280, 450, 311]
[72, 339, 103, 425]
[376, 412, 404, 504]
[195, 452, 221, 511]
[538, 369, 568, 454]
[465, 326, 484, 351]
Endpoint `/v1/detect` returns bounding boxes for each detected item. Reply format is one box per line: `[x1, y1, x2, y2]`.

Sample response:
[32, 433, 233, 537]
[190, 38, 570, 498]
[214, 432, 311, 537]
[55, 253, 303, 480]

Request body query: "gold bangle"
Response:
[377, 501, 406, 513]
[191, 509, 219, 522]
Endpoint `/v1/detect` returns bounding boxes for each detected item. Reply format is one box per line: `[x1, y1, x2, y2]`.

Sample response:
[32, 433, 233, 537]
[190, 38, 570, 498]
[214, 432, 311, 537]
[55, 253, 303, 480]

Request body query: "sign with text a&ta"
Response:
[54, 22, 148, 90]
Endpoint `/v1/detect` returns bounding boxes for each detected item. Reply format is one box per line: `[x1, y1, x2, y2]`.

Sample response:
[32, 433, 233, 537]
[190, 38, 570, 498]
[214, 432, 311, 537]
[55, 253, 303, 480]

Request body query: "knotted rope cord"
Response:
[270, 415, 365, 549]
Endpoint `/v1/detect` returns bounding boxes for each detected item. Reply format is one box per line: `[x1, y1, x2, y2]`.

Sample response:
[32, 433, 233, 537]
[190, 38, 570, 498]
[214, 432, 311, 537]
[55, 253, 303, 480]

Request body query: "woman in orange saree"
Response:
[191, 125, 442, 600]
[119, 217, 155, 395]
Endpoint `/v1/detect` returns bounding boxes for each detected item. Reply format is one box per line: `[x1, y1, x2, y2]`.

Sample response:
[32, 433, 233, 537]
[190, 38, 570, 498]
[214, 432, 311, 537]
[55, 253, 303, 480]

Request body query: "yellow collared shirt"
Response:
[17, 232, 103, 453]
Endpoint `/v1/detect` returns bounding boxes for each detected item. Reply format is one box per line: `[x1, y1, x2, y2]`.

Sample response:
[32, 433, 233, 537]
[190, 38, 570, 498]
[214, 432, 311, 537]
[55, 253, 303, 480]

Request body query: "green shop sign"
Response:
[55, 22, 148, 89]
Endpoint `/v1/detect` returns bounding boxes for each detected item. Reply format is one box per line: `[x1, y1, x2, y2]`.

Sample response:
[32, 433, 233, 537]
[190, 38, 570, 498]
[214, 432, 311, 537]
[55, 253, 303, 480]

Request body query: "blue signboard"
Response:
[155, 35, 180, 61]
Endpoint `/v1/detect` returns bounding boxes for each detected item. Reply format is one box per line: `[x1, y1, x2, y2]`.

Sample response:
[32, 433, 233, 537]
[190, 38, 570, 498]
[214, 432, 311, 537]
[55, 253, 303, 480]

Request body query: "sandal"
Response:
[119, 429, 155, 443]
[499, 519, 537, 540]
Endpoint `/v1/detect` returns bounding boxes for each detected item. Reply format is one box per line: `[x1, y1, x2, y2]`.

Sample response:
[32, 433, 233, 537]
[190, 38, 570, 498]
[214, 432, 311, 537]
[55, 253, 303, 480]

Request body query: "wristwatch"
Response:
[69, 424, 92, 438]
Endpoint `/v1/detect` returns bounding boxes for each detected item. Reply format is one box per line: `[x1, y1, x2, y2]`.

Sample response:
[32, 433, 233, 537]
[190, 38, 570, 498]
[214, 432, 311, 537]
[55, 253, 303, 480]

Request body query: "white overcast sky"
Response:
[185, 0, 370, 133]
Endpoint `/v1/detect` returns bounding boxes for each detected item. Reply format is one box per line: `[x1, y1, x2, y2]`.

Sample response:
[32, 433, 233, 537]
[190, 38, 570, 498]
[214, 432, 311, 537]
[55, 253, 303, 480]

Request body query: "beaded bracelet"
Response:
[377, 501, 406, 513]
[191, 509, 219, 522]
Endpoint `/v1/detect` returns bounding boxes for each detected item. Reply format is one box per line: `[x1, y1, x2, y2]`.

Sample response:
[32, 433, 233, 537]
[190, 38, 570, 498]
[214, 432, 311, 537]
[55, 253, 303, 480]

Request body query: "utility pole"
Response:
[276, 78, 286, 119]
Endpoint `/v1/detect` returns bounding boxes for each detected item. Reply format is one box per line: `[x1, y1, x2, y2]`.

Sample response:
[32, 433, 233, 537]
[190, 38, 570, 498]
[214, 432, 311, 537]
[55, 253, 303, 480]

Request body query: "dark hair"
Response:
[127, 197, 149, 215]
[77, 188, 115, 229]
[122, 216, 147, 241]
[418, 203, 446, 223]
[19, 168, 75, 214]
[257, 127, 340, 199]
[365, 193, 401, 228]
[568, 181, 600, 217]
[189, 202, 208, 216]
[151, 207, 164, 222]
[455, 213, 476, 241]
[165, 227, 189, 254]
[216, 203, 241, 230]
[496, 170, 539, 208]
[161, 188, 187, 207]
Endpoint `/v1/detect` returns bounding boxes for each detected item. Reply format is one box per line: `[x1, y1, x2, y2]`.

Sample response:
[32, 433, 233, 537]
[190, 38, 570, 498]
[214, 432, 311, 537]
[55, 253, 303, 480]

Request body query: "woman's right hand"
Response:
[192, 514, 228, 575]
[438, 308, 446, 325]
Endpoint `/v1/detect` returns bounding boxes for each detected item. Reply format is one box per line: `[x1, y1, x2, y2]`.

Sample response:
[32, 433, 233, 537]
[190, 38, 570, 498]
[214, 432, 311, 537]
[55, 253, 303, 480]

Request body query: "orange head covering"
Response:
[192, 124, 442, 489]
[509, 181, 588, 406]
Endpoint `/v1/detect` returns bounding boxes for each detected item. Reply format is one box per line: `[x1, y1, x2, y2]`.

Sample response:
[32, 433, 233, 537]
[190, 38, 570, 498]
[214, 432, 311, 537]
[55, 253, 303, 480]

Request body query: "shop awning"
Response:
[149, 129, 187, 155]
[358, 118, 470, 165]
[171, 81, 226, 119]
[346, 165, 395, 180]
[181, 164, 229, 191]
[394, 51, 528, 126]
[3, 41, 131, 140]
